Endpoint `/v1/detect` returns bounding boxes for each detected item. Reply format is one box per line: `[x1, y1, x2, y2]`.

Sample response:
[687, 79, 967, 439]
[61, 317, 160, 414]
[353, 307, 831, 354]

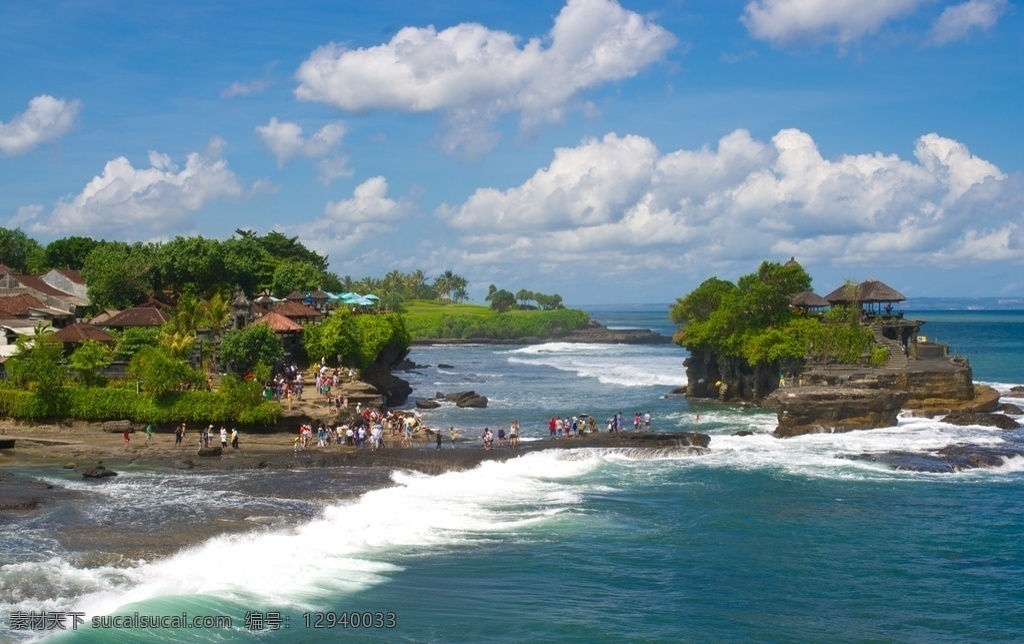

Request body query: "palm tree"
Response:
[204, 292, 230, 337]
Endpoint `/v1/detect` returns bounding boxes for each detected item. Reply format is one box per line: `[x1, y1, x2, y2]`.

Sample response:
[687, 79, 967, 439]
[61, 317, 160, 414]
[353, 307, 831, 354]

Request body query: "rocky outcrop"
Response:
[102, 420, 134, 434]
[415, 398, 441, 409]
[76, 465, 118, 478]
[1000, 402, 1024, 415]
[841, 443, 1024, 472]
[766, 386, 908, 438]
[940, 411, 1020, 430]
[445, 391, 489, 408]
[197, 446, 223, 457]
[683, 347, 781, 403]
[360, 338, 413, 407]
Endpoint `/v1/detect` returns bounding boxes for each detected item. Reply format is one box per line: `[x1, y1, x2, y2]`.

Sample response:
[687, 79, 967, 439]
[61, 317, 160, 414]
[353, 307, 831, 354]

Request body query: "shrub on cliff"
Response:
[303, 310, 411, 371]
[672, 261, 811, 364]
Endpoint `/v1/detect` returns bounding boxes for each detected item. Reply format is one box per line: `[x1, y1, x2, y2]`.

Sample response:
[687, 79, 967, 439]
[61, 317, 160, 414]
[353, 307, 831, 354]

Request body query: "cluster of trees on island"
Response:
[671, 260, 889, 374]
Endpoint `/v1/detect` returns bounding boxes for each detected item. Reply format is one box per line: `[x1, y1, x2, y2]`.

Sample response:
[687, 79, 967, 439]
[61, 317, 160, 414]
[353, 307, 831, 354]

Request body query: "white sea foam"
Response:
[0, 450, 608, 623]
[506, 342, 686, 387]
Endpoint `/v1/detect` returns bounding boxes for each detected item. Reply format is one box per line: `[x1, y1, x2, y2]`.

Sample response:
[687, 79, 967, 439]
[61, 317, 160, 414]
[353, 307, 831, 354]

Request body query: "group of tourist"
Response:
[292, 409, 427, 452]
[481, 421, 521, 450]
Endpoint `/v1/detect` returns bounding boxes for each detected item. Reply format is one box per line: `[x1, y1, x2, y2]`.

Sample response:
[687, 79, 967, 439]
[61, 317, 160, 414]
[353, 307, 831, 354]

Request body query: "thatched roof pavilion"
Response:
[790, 291, 829, 311]
[824, 280, 906, 315]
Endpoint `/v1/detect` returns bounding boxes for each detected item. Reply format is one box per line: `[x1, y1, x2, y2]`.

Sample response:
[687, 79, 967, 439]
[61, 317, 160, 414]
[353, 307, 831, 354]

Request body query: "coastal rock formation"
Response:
[198, 446, 223, 457]
[445, 391, 489, 408]
[841, 442, 1024, 472]
[940, 411, 1020, 430]
[360, 336, 414, 407]
[766, 387, 908, 438]
[999, 402, 1023, 415]
[415, 398, 441, 409]
[102, 420, 134, 434]
[76, 465, 118, 479]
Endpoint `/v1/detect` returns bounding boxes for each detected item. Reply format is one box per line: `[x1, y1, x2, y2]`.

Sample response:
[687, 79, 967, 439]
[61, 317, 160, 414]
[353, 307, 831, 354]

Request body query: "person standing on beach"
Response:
[644, 411, 651, 432]
[220, 427, 228, 449]
[174, 423, 184, 447]
[144, 424, 153, 445]
[450, 426, 458, 449]
[123, 430, 131, 450]
[230, 428, 239, 449]
[436, 428, 443, 450]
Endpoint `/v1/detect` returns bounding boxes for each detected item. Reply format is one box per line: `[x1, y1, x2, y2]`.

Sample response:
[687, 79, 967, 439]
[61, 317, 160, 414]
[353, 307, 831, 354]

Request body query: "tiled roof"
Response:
[251, 311, 303, 332]
[274, 300, 323, 319]
[0, 293, 47, 317]
[102, 307, 171, 327]
[52, 323, 116, 343]
[55, 269, 85, 284]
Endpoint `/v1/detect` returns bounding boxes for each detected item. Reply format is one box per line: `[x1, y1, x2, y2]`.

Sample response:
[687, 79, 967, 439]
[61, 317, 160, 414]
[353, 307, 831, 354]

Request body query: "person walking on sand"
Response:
[144, 424, 153, 446]
[436, 428, 443, 450]
[231, 428, 239, 450]
[174, 423, 184, 447]
[123, 429, 131, 450]
[220, 426, 228, 449]
[450, 426, 458, 449]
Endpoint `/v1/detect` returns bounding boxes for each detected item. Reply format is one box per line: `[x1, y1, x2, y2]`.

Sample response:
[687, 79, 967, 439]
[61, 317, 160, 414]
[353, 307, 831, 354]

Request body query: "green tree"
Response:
[221, 235, 275, 295]
[69, 340, 112, 387]
[112, 327, 161, 362]
[271, 261, 322, 298]
[204, 292, 231, 337]
[219, 324, 284, 376]
[44, 236, 101, 270]
[82, 242, 156, 309]
[0, 227, 45, 273]
[515, 289, 534, 309]
[155, 236, 225, 296]
[258, 231, 328, 273]
[129, 345, 201, 397]
[487, 289, 516, 313]
[6, 323, 65, 393]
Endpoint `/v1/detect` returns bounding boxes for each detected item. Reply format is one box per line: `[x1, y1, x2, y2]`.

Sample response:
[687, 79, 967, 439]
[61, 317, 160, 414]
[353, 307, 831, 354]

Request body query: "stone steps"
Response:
[871, 325, 908, 368]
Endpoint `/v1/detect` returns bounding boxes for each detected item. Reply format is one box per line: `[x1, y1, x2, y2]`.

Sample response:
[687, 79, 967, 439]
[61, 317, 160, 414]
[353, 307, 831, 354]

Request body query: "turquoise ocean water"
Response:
[2, 304, 1023, 642]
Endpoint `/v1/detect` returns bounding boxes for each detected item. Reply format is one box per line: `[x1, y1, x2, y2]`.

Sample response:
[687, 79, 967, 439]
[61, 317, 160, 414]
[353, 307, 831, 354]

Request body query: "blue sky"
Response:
[2, 0, 1022, 304]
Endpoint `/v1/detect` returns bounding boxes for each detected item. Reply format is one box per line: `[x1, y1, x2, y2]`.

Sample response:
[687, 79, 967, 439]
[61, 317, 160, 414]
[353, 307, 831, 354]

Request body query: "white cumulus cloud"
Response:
[294, 0, 675, 157]
[741, 0, 922, 46]
[0, 95, 81, 157]
[256, 117, 347, 166]
[437, 129, 1022, 280]
[287, 177, 417, 258]
[930, 0, 1008, 44]
[27, 138, 242, 238]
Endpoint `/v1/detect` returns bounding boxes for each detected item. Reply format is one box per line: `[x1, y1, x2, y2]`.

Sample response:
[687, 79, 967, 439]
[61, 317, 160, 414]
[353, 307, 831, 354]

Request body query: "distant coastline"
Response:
[411, 321, 672, 345]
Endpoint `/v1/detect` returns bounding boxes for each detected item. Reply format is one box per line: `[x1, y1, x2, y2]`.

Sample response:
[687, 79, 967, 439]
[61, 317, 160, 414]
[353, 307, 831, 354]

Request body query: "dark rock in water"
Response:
[445, 390, 489, 407]
[456, 395, 488, 408]
[102, 420, 134, 434]
[438, 363, 454, 369]
[198, 446, 223, 457]
[416, 398, 441, 409]
[76, 465, 118, 479]
[940, 411, 1020, 430]
[732, 430, 754, 437]
[766, 387, 907, 437]
[1010, 386, 1024, 396]
[840, 442, 1024, 472]
[0, 471, 69, 511]
[435, 392, 445, 399]
[999, 402, 1024, 415]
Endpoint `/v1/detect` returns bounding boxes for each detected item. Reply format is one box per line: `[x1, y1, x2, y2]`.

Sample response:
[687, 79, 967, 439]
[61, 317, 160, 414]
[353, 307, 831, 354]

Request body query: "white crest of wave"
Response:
[507, 342, 686, 387]
[697, 412, 1016, 481]
[5, 451, 608, 621]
